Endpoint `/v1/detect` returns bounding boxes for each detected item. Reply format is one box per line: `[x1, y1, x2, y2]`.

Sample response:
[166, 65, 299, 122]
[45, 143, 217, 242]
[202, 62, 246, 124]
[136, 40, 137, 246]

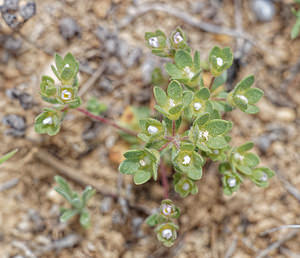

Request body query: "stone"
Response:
[59, 17, 80, 40]
[252, 0, 275, 22]
[19, 1, 36, 20]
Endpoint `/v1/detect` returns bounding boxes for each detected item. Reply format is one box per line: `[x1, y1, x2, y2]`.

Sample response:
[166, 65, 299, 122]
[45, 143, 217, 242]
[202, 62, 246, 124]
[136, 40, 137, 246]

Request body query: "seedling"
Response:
[34, 27, 275, 247]
[54, 176, 95, 228]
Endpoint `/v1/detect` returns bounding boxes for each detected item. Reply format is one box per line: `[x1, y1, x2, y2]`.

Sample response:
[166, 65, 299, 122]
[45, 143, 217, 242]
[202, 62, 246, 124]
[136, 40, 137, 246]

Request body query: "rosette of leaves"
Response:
[219, 162, 243, 195]
[172, 143, 204, 180]
[165, 50, 201, 87]
[184, 87, 213, 119]
[189, 113, 230, 153]
[209, 46, 233, 77]
[230, 142, 260, 176]
[227, 75, 263, 114]
[138, 118, 165, 143]
[291, 0, 300, 39]
[51, 53, 79, 85]
[154, 80, 192, 120]
[34, 108, 62, 136]
[173, 172, 198, 197]
[145, 30, 168, 57]
[54, 176, 95, 228]
[249, 167, 274, 187]
[155, 222, 179, 247]
[119, 148, 160, 185]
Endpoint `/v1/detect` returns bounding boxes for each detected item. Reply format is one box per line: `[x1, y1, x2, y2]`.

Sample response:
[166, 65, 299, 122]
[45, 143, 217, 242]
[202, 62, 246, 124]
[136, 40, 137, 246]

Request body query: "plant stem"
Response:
[159, 141, 170, 152]
[209, 76, 215, 90]
[76, 107, 138, 137]
[159, 161, 169, 199]
[172, 120, 176, 136]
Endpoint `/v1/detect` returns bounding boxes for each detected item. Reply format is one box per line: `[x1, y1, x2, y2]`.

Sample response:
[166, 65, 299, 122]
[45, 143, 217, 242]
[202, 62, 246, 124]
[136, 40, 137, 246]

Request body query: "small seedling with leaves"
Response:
[54, 176, 95, 228]
[34, 27, 275, 246]
[291, 0, 300, 39]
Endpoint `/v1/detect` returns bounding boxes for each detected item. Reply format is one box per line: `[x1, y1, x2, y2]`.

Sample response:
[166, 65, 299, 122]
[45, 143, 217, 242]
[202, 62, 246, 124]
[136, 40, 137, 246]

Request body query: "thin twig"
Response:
[118, 3, 262, 49]
[78, 64, 106, 97]
[76, 107, 138, 137]
[158, 141, 170, 152]
[261, 225, 300, 236]
[276, 170, 300, 202]
[35, 150, 151, 215]
[224, 235, 238, 258]
[0, 178, 19, 192]
[255, 230, 299, 258]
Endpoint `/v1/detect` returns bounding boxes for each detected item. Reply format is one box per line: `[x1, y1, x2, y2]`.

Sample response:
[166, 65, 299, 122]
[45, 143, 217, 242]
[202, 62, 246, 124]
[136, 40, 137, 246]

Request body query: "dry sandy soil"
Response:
[0, 0, 300, 257]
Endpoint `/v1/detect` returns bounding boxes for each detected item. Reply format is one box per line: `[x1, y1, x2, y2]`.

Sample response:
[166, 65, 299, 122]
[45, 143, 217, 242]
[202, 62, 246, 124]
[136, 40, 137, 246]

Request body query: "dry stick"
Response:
[159, 161, 169, 199]
[224, 235, 238, 258]
[261, 225, 300, 236]
[35, 150, 150, 215]
[279, 57, 300, 91]
[76, 107, 138, 137]
[118, 3, 262, 50]
[0, 178, 19, 192]
[255, 230, 299, 258]
[78, 63, 106, 97]
[276, 170, 300, 202]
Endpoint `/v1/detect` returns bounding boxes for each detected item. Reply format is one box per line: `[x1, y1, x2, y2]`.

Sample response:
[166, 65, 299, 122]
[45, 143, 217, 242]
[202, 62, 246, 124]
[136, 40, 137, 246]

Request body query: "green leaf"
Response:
[165, 63, 183, 79]
[169, 104, 183, 115]
[182, 91, 193, 107]
[119, 160, 139, 175]
[54, 176, 72, 196]
[133, 171, 152, 185]
[234, 75, 255, 93]
[194, 51, 200, 70]
[245, 104, 259, 114]
[154, 86, 168, 106]
[124, 150, 144, 160]
[175, 50, 193, 69]
[86, 97, 107, 115]
[291, 19, 300, 39]
[82, 186, 96, 206]
[60, 209, 78, 223]
[206, 136, 228, 149]
[187, 167, 202, 180]
[244, 88, 264, 104]
[237, 142, 254, 153]
[195, 112, 210, 126]
[167, 80, 182, 101]
[233, 95, 248, 111]
[0, 149, 18, 165]
[80, 210, 91, 228]
[244, 153, 260, 168]
[211, 71, 227, 92]
[55, 54, 64, 73]
[195, 88, 210, 100]
[236, 165, 252, 175]
[146, 214, 160, 227]
[205, 119, 228, 136]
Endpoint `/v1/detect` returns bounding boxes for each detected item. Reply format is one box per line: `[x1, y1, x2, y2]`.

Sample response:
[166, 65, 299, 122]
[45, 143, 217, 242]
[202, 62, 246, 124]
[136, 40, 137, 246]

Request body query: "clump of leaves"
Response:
[118, 27, 275, 246]
[35, 53, 81, 136]
[146, 199, 180, 247]
[291, 0, 300, 39]
[0, 149, 18, 165]
[54, 176, 95, 228]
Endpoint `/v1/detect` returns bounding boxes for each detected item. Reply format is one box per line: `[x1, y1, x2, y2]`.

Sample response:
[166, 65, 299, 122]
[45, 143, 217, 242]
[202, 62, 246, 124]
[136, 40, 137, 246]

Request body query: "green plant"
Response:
[54, 176, 95, 228]
[0, 149, 18, 165]
[34, 27, 275, 246]
[291, 0, 300, 39]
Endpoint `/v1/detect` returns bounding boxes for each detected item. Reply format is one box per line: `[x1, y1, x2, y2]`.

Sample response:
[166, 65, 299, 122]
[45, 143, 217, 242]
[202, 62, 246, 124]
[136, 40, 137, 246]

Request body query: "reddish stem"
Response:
[76, 107, 137, 137]
[172, 120, 176, 136]
[209, 76, 215, 90]
[159, 141, 170, 152]
[159, 161, 169, 199]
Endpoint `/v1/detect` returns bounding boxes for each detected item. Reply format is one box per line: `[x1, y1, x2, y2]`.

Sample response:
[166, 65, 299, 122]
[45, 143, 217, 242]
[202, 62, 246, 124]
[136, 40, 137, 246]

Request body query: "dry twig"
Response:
[224, 235, 238, 258]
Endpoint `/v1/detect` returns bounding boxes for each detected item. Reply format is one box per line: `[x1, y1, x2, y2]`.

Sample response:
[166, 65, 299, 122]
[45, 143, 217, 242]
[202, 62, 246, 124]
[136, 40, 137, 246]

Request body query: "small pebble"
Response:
[100, 197, 113, 213]
[59, 17, 80, 40]
[2, 114, 26, 136]
[19, 1, 36, 20]
[3, 0, 19, 11]
[4, 36, 22, 53]
[252, 0, 275, 22]
[2, 12, 19, 28]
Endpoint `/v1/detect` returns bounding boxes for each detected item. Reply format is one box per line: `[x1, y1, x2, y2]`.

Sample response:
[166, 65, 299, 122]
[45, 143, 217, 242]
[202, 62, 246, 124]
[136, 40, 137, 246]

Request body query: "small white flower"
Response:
[193, 102, 202, 111]
[216, 57, 223, 66]
[61, 89, 72, 100]
[173, 32, 183, 44]
[162, 229, 173, 240]
[236, 95, 248, 104]
[43, 117, 53, 125]
[199, 130, 209, 141]
[149, 37, 159, 48]
[169, 99, 176, 107]
[147, 125, 158, 134]
[182, 183, 190, 191]
[260, 173, 268, 182]
[139, 160, 146, 167]
[162, 204, 172, 215]
[64, 64, 70, 68]
[183, 66, 194, 79]
[213, 150, 219, 155]
[227, 177, 236, 188]
[182, 155, 191, 165]
[234, 153, 244, 161]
